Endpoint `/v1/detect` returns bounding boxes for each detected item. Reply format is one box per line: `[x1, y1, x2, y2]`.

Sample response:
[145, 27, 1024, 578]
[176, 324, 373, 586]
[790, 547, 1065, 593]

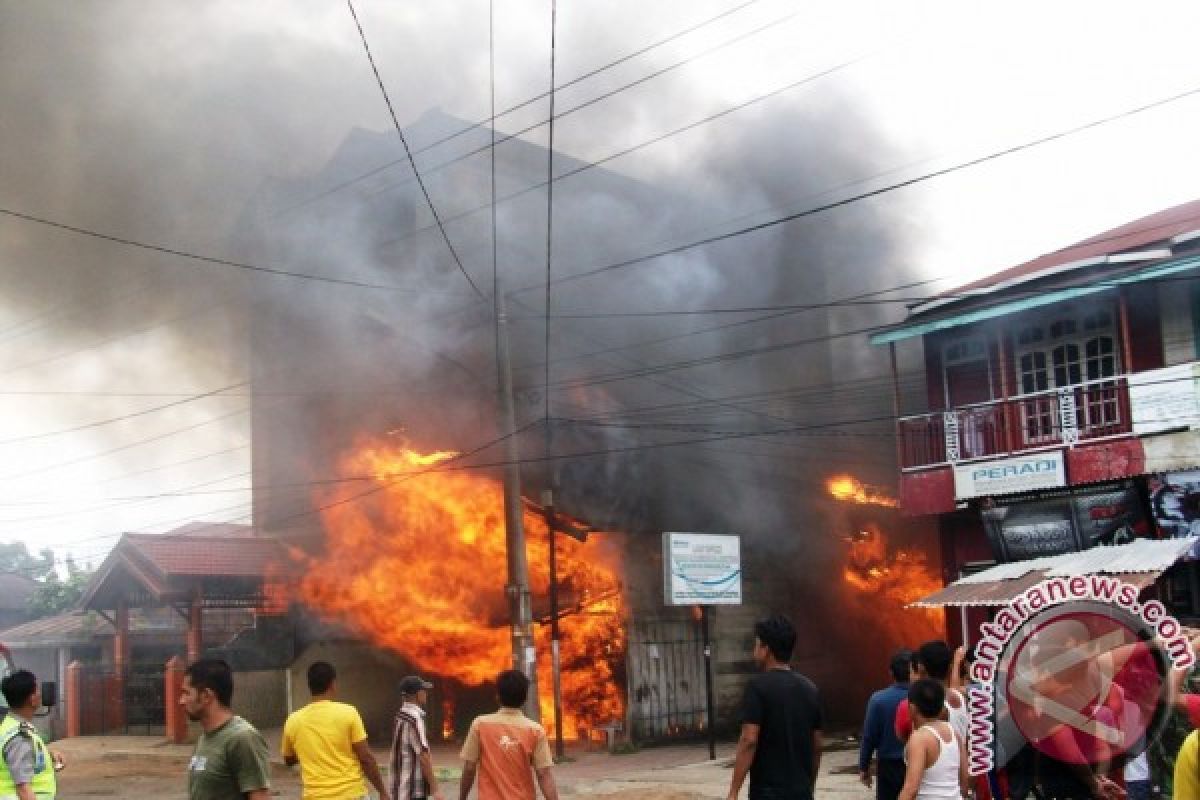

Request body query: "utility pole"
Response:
[542, 487, 565, 758]
[489, 0, 538, 723]
[495, 290, 541, 722]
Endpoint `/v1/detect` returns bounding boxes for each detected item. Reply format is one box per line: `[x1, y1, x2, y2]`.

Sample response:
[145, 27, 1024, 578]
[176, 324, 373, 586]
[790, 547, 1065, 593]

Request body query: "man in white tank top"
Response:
[897, 679, 967, 800]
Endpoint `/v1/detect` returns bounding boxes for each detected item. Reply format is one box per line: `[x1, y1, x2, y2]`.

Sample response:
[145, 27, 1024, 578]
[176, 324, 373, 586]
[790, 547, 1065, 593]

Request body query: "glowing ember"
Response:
[291, 441, 626, 740]
[441, 696, 455, 741]
[827, 475, 898, 508]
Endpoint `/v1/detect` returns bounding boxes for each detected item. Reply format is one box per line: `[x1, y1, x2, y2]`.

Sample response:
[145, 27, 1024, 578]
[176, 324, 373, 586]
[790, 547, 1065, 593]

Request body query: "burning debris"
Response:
[827, 475, 942, 643]
[287, 441, 626, 740]
[826, 475, 899, 508]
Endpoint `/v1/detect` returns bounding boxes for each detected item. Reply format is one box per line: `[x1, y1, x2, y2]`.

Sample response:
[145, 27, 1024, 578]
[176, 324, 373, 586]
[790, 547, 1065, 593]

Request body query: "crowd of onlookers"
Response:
[858, 634, 1200, 800]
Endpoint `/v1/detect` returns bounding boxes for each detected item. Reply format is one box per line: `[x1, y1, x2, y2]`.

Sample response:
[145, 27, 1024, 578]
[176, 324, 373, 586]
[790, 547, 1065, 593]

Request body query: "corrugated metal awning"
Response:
[911, 537, 1197, 608]
[912, 569, 1162, 608]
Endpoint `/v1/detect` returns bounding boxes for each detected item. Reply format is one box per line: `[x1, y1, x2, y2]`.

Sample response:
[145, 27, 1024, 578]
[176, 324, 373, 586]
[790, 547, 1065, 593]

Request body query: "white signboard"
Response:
[662, 533, 742, 606]
[1129, 363, 1200, 436]
[953, 451, 1066, 500]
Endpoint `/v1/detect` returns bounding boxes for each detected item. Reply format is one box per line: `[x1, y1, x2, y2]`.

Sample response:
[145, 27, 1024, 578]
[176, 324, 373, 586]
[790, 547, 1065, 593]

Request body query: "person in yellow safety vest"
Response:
[0, 670, 63, 800]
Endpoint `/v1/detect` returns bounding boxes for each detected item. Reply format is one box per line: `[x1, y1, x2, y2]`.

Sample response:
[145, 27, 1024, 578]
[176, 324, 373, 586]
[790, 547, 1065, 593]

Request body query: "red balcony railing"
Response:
[898, 377, 1133, 470]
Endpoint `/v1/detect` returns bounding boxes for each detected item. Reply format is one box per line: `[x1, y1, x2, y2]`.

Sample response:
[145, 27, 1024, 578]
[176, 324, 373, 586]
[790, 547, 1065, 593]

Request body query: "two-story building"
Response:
[871, 198, 1200, 641]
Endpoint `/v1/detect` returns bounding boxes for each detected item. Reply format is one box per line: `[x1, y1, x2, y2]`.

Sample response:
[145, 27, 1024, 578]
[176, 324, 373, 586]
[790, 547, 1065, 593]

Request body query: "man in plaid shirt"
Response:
[391, 676, 443, 800]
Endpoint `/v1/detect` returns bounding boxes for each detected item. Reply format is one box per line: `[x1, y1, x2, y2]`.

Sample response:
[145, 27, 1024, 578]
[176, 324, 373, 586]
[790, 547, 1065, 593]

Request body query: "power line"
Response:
[0, 406, 249, 482]
[344, 0, 487, 300]
[515, 83, 1200, 293]
[413, 0, 764, 163]
[517, 267, 1200, 391]
[0, 468, 251, 527]
[0, 382, 245, 446]
[374, 50, 873, 256]
[512, 267, 1200, 320]
[511, 277, 943, 374]
[273, 0, 783, 217]
[0, 207, 471, 295]
[544, 0, 559, 435]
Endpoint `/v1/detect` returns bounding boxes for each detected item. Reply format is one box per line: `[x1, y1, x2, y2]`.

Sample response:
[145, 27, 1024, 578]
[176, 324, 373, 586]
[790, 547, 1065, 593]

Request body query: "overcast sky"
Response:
[2, 0, 1200, 569]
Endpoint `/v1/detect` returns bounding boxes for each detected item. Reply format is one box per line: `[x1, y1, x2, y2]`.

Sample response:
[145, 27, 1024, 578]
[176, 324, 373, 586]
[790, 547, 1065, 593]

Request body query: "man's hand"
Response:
[49, 748, 65, 770]
[859, 768, 872, 788]
[1094, 775, 1125, 800]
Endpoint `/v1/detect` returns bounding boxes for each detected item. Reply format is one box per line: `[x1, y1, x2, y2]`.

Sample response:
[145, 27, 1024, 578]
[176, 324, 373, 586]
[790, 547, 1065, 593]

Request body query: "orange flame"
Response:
[827, 475, 898, 508]
[842, 524, 941, 639]
[291, 441, 626, 740]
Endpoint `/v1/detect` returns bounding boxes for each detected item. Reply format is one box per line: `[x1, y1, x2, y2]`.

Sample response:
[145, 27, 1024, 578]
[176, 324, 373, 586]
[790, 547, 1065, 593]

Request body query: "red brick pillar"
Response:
[112, 600, 129, 730]
[65, 661, 82, 738]
[164, 656, 189, 744]
[187, 595, 203, 663]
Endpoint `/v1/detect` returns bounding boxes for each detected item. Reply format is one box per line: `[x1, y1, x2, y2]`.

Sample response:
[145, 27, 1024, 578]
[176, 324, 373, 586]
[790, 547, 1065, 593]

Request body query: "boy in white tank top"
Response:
[898, 679, 967, 800]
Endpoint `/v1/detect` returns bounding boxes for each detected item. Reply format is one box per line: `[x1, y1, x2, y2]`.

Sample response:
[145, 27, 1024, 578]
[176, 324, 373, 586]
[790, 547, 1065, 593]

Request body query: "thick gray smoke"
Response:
[1, 2, 937, 723]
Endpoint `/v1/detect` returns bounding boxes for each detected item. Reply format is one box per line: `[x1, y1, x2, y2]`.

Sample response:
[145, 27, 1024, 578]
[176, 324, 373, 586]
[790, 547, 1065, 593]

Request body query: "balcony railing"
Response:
[899, 377, 1133, 470]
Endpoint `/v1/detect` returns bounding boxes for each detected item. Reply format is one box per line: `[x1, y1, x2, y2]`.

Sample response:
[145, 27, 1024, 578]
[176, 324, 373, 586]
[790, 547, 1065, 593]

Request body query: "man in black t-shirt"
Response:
[726, 615, 823, 800]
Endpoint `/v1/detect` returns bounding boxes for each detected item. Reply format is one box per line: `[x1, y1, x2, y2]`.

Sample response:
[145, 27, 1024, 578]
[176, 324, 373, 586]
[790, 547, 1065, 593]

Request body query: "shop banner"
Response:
[982, 481, 1151, 562]
[954, 451, 1066, 500]
[1149, 471, 1200, 558]
[1129, 363, 1200, 435]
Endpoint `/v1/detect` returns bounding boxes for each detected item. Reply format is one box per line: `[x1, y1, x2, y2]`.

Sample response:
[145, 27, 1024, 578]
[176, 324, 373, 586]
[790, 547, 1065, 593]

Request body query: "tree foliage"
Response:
[26, 567, 92, 618]
[0, 542, 55, 582]
[0, 543, 96, 618]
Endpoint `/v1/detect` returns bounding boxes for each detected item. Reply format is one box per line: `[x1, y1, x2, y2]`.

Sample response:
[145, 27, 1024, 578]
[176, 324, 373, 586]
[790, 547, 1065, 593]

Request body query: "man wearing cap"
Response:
[390, 675, 442, 800]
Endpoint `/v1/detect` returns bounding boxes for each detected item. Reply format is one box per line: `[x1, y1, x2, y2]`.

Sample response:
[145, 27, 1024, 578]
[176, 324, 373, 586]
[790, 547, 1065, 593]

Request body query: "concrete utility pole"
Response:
[494, 289, 541, 722]
[542, 488, 565, 759]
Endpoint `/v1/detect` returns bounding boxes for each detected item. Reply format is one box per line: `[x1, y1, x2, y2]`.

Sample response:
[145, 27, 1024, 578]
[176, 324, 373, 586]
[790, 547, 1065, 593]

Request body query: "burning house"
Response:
[235, 107, 941, 741]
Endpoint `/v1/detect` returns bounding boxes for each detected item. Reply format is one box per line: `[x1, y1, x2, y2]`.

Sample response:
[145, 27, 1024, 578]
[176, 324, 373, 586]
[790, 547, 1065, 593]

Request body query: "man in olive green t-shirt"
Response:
[180, 659, 271, 800]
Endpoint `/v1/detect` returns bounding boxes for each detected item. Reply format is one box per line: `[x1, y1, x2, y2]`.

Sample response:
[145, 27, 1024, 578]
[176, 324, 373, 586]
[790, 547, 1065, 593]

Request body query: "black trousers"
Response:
[876, 757, 906, 800]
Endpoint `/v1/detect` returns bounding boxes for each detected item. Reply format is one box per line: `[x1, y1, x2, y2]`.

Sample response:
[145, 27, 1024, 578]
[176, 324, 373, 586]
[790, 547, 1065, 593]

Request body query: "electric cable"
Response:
[344, 0, 487, 300]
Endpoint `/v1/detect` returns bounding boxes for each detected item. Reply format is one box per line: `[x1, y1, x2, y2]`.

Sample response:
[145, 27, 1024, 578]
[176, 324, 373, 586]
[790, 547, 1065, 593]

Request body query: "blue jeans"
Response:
[1125, 779, 1152, 800]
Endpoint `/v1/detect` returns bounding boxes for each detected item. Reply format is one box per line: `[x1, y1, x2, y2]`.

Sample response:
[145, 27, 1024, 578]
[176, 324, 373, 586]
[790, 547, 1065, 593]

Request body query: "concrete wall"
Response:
[234, 669, 288, 730]
[290, 641, 414, 744]
[8, 647, 65, 739]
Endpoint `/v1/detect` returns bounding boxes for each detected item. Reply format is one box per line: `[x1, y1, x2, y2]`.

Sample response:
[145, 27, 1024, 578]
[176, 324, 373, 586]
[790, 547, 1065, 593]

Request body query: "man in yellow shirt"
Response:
[1176, 730, 1200, 800]
[283, 662, 391, 800]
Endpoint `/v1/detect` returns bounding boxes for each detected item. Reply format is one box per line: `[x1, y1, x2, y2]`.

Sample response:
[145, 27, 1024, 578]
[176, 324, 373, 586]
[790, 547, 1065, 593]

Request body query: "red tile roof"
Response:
[942, 198, 1200, 298]
[123, 533, 287, 578]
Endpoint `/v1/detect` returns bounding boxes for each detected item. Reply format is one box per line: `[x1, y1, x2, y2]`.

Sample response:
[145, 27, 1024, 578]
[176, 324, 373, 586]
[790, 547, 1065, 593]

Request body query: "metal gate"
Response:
[626, 618, 708, 742]
[77, 664, 165, 735]
[125, 663, 166, 733]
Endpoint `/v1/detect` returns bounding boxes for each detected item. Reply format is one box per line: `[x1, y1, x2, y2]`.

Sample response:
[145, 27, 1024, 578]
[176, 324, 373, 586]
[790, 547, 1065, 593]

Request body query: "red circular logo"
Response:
[1004, 611, 1164, 765]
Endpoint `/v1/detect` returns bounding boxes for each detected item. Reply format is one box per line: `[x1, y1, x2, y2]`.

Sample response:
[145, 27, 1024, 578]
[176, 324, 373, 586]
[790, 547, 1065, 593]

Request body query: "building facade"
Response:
[873, 199, 1200, 642]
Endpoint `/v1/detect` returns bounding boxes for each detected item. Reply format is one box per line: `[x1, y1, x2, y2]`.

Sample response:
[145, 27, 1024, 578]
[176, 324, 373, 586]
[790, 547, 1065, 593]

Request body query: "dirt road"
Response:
[50, 735, 872, 799]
